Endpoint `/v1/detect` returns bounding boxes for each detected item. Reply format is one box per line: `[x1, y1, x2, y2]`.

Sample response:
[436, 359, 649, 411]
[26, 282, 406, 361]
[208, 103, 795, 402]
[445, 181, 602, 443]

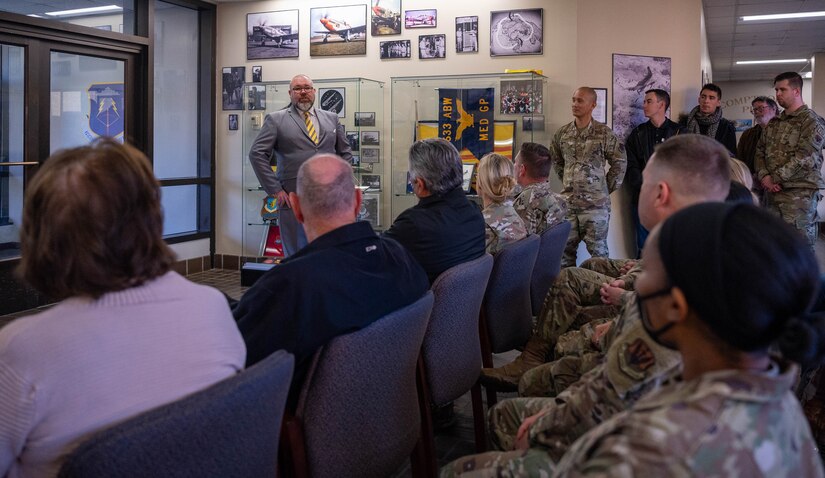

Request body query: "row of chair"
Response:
[58, 220, 571, 478]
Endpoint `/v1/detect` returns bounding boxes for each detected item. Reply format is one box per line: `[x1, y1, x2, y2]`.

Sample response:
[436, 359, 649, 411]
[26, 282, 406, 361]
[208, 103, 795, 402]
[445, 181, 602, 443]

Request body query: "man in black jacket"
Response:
[680, 83, 737, 157]
[383, 138, 486, 283]
[625, 89, 683, 256]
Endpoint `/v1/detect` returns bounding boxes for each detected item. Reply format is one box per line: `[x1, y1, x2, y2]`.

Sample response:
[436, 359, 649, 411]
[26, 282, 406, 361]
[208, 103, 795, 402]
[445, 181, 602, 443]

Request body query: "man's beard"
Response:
[295, 100, 313, 112]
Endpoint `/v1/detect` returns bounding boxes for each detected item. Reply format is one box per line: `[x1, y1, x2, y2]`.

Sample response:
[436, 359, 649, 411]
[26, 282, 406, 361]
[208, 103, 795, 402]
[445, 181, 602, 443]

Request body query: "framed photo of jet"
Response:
[405, 9, 436, 29]
[247, 10, 299, 60]
[371, 0, 401, 36]
[310, 5, 367, 57]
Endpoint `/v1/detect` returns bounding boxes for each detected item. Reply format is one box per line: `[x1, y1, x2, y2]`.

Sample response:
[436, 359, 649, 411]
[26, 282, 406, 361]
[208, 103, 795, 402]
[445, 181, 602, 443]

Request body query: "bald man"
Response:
[551, 87, 626, 267]
[248, 74, 353, 256]
[234, 154, 428, 402]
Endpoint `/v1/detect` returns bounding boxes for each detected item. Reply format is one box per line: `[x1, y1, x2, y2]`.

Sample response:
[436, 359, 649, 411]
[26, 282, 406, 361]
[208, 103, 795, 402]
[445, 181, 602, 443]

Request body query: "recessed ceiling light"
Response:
[44, 5, 122, 17]
[736, 59, 807, 65]
[741, 11, 825, 21]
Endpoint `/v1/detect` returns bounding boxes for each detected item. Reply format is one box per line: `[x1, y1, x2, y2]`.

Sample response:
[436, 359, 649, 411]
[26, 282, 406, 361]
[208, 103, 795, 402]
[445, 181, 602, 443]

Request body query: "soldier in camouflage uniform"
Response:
[478, 153, 528, 254]
[755, 71, 825, 249]
[443, 203, 824, 478]
[551, 87, 626, 267]
[511, 142, 568, 235]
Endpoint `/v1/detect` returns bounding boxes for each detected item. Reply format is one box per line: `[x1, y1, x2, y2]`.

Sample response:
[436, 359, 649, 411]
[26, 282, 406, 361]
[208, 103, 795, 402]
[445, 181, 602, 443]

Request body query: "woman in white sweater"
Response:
[0, 139, 245, 478]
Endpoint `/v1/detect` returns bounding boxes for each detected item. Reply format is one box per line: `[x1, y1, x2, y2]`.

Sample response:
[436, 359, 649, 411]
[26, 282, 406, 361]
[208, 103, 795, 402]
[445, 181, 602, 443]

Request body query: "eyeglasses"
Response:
[636, 287, 672, 330]
[752, 106, 772, 112]
[291, 86, 314, 92]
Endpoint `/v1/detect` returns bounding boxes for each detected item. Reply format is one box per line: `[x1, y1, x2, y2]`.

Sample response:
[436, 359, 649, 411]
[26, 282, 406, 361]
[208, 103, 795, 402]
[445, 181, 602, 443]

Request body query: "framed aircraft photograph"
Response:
[361, 130, 380, 146]
[371, 0, 401, 36]
[310, 5, 367, 57]
[490, 9, 543, 57]
[318, 87, 346, 118]
[247, 10, 299, 60]
[405, 9, 436, 29]
[456, 15, 479, 53]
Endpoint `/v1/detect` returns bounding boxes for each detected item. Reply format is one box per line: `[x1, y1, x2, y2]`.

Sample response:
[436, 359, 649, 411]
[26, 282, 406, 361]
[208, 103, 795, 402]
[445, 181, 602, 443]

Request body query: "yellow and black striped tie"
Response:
[304, 111, 318, 144]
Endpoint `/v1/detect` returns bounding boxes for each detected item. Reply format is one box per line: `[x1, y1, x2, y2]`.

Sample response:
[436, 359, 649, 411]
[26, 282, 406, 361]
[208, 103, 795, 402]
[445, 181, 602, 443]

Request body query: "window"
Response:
[1, 1, 136, 35]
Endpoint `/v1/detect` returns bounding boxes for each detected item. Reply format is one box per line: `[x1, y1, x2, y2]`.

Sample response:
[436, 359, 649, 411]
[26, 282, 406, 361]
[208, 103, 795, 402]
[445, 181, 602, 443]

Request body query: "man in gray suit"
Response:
[248, 74, 353, 256]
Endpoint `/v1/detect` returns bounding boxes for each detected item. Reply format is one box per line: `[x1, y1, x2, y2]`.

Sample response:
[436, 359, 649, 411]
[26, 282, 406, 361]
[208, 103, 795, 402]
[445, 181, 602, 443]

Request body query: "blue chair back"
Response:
[531, 220, 572, 315]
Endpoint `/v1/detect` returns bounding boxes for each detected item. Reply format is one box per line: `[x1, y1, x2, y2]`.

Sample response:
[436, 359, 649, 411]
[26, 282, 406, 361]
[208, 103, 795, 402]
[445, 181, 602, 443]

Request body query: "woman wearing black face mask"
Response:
[559, 202, 824, 476]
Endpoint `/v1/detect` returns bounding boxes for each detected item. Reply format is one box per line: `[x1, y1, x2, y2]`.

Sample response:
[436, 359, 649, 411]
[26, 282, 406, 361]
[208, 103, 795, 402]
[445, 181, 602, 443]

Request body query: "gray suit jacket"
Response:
[248, 105, 353, 195]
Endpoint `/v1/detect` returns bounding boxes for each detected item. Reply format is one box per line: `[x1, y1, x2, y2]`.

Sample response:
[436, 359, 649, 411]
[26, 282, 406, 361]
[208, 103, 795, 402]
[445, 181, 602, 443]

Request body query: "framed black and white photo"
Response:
[418, 34, 446, 59]
[346, 131, 360, 151]
[318, 87, 346, 118]
[354, 112, 376, 127]
[252, 65, 262, 82]
[405, 9, 436, 29]
[361, 173, 381, 190]
[361, 130, 380, 146]
[361, 148, 380, 163]
[612, 53, 671, 140]
[247, 85, 266, 110]
[371, 0, 401, 36]
[461, 163, 476, 192]
[490, 9, 543, 57]
[380, 39, 411, 59]
[522, 115, 544, 132]
[456, 16, 478, 53]
[221, 67, 245, 110]
[247, 10, 299, 60]
[350, 154, 361, 167]
[360, 193, 381, 228]
[228, 114, 239, 131]
[310, 5, 367, 57]
[594, 87, 608, 124]
[500, 79, 543, 114]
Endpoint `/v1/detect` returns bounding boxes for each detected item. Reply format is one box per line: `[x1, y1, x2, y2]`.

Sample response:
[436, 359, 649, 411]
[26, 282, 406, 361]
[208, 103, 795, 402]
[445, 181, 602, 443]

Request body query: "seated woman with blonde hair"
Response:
[476, 153, 527, 254]
[0, 139, 245, 477]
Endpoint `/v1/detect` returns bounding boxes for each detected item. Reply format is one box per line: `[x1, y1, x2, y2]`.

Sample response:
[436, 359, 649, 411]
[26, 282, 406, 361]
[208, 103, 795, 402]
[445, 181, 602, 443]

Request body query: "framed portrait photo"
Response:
[405, 9, 436, 29]
[247, 85, 266, 110]
[380, 39, 411, 59]
[310, 4, 367, 57]
[318, 87, 346, 118]
[247, 10, 299, 60]
[490, 9, 543, 57]
[346, 131, 360, 151]
[221, 67, 245, 110]
[228, 114, 239, 131]
[418, 34, 446, 59]
[456, 15, 479, 53]
[252, 65, 262, 82]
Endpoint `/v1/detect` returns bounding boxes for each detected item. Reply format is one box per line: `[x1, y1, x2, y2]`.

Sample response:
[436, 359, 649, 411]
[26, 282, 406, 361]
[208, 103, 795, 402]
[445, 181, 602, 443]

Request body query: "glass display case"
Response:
[390, 72, 548, 220]
[240, 77, 384, 264]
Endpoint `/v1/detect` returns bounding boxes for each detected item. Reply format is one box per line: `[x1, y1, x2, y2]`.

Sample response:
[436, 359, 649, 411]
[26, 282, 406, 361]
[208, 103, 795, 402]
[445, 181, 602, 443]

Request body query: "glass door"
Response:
[0, 43, 25, 261]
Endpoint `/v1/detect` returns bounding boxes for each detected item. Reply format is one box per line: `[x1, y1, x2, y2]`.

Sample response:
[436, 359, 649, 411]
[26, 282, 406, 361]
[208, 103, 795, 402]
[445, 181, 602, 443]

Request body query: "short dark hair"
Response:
[774, 71, 803, 92]
[645, 88, 671, 111]
[18, 138, 175, 300]
[408, 138, 462, 194]
[651, 134, 730, 201]
[517, 142, 551, 178]
[751, 96, 778, 111]
[700, 83, 723, 99]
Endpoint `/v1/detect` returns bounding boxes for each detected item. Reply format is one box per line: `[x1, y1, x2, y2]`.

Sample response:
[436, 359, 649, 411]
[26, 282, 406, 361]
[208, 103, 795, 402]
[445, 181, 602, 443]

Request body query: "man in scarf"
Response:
[680, 83, 736, 157]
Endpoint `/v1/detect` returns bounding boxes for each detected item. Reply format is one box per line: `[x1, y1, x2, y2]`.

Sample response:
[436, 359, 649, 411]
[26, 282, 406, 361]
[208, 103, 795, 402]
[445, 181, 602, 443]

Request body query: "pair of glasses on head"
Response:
[291, 86, 315, 92]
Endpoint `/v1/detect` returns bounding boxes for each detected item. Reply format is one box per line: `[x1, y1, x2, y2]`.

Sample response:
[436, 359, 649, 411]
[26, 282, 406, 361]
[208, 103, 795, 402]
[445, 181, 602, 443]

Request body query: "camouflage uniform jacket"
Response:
[483, 200, 528, 255]
[755, 104, 825, 190]
[554, 358, 823, 477]
[513, 181, 568, 235]
[551, 120, 627, 210]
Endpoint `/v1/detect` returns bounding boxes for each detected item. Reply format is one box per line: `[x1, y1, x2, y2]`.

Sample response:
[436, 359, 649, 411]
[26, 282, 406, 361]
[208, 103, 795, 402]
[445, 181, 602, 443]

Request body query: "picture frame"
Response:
[247, 10, 299, 60]
[360, 192, 381, 228]
[522, 115, 544, 132]
[346, 131, 360, 151]
[318, 87, 346, 118]
[405, 9, 436, 29]
[419, 34, 446, 59]
[593, 87, 608, 124]
[461, 163, 476, 193]
[354, 112, 376, 127]
[361, 148, 380, 163]
[361, 130, 380, 146]
[221, 67, 245, 110]
[350, 154, 361, 167]
[361, 173, 382, 190]
[310, 5, 367, 57]
[455, 15, 478, 53]
[500, 79, 543, 114]
[252, 65, 262, 83]
[380, 39, 411, 59]
[247, 85, 266, 110]
[612, 53, 672, 140]
[228, 114, 239, 131]
[370, 0, 401, 36]
[490, 9, 543, 57]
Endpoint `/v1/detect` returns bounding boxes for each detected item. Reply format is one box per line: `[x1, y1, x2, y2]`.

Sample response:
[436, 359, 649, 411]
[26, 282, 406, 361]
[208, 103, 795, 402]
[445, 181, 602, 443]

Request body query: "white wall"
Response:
[214, 0, 706, 261]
